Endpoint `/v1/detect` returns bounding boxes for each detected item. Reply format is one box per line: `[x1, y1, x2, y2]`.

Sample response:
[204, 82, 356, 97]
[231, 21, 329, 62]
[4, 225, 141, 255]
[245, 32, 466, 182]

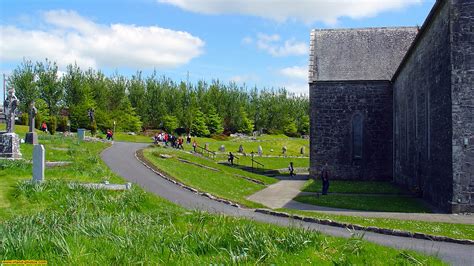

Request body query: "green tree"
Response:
[191, 110, 210, 137]
[237, 107, 254, 134]
[8, 59, 37, 112]
[35, 59, 62, 117]
[284, 120, 298, 137]
[298, 115, 310, 135]
[162, 115, 178, 133]
[206, 107, 223, 135]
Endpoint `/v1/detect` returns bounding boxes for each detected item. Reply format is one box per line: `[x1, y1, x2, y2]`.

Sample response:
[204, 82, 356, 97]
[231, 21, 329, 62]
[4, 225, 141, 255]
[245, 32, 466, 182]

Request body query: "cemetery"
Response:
[1, 0, 473, 264]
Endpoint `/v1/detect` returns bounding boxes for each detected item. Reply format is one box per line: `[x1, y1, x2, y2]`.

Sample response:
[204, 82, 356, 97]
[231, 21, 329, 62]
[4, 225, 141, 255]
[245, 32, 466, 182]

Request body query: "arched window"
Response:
[352, 113, 363, 159]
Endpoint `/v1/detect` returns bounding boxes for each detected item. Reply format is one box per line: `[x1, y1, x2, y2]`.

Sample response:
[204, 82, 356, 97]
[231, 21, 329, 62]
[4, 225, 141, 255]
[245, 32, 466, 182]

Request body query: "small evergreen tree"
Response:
[162, 115, 178, 133]
[206, 107, 223, 135]
[238, 108, 254, 134]
[191, 110, 210, 137]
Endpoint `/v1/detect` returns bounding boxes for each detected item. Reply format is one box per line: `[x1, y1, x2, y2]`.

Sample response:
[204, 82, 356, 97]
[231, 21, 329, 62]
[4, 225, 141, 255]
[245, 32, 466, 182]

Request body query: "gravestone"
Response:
[77, 128, 86, 141]
[300, 146, 305, 155]
[204, 143, 209, 150]
[282, 146, 287, 155]
[32, 144, 45, 182]
[25, 101, 38, 144]
[0, 87, 22, 158]
[238, 144, 244, 153]
[258, 145, 263, 156]
[219, 145, 225, 152]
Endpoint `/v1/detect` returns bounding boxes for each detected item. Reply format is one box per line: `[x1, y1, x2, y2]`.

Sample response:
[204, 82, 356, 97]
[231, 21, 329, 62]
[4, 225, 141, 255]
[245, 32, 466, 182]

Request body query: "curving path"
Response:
[101, 142, 474, 265]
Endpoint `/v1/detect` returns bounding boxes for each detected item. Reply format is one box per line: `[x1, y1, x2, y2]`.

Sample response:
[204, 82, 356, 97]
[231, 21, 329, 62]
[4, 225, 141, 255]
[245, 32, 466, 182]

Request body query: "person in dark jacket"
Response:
[321, 162, 330, 195]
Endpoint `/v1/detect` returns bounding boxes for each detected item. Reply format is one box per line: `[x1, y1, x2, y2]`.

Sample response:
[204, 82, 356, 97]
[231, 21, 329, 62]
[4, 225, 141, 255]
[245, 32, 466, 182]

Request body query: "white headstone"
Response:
[32, 144, 45, 182]
[219, 145, 225, 152]
[258, 145, 263, 156]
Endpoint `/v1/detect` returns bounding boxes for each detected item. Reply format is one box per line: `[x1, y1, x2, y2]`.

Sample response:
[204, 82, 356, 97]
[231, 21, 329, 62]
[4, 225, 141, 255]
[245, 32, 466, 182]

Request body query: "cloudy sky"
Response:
[1, 0, 435, 95]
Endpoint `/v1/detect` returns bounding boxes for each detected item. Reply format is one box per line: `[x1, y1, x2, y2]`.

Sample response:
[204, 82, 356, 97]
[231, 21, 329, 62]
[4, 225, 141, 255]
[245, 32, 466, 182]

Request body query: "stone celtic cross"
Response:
[5, 87, 19, 133]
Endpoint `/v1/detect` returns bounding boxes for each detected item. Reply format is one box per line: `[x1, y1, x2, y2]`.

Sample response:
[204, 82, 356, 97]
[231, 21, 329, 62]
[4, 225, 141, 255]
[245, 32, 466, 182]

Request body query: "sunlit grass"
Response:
[282, 208, 474, 241]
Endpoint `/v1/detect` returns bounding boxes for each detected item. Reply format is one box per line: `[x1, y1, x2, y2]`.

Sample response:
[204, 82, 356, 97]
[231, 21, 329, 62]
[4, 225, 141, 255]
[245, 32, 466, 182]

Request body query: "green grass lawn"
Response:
[302, 179, 406, 194]
[231, 155, 309, 171]
[0, 132, 123, 220]
[142, 147, 277, 208]
[103, 130, 309, 156]
[294, 194, 431, 213]
[282, 209, 474, 241]
[0, 126, 443, 264]
[0, 182, 443, 265]
[113, 132, 152, 142]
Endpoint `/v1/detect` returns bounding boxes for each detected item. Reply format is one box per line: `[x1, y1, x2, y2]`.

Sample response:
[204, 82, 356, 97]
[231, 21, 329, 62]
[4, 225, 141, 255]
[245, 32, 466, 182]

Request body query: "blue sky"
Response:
[1, 0, 435, 96]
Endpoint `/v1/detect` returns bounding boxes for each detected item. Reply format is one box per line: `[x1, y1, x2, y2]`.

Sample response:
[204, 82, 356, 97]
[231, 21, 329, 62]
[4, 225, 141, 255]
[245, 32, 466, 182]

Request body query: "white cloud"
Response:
[280, 66, 308, 80]
[230, 74, 259, 83]
[256, 33, 308, 57]
[241, 36, 253, 45]
[283, 82, 309, 95]
[0, 10, 204, 70]
[157, 0, 422, 24]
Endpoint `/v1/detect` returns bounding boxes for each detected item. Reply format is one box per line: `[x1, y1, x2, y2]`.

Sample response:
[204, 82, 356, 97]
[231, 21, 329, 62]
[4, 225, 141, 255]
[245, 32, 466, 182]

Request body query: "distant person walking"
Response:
[321, 162, 330, 195]
[192, 140, 197, 152]
[228, 152, 234, 165]
[41, 121, 48, 133]
[288, 162, 295, 177]
[106, 129, 114, 141]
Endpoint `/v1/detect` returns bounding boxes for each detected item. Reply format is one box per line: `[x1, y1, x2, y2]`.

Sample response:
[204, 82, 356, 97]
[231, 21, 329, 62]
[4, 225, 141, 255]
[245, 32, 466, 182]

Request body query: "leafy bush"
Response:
[48, 116, 57, 135]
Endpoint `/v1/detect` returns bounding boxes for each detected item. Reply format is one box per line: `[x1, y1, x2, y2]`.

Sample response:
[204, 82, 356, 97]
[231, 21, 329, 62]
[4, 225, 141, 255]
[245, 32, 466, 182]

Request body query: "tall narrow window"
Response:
[352, 113, 363, 159]
[426, 89, 431, 160]
[405, 98, 409, 161]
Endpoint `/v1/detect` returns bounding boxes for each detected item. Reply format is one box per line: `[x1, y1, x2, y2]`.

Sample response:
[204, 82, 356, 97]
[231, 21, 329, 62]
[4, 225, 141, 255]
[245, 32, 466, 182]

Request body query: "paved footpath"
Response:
[247, 180, 307, 209]
[101, 142, 474, 265]
[248, 181, 474, 224]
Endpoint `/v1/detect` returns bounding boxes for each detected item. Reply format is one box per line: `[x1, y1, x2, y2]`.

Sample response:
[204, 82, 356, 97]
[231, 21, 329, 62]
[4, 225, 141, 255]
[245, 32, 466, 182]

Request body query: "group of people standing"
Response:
[154, 132, 192, 150]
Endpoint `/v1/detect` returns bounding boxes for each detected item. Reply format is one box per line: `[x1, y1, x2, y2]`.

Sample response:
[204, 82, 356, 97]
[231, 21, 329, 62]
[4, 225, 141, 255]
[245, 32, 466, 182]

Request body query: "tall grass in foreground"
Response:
[0, 181, 443, 265]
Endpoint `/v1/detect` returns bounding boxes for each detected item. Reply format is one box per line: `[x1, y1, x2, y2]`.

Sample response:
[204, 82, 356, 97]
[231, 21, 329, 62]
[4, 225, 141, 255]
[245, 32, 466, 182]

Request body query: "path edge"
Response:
[255, 209, 474, 245]
[134, 147, 474, 246]
[135, 149, 241, 208]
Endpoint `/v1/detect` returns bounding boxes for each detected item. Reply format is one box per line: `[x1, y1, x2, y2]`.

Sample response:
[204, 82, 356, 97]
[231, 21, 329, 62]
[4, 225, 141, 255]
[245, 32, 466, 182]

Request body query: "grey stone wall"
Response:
[393, 0, 474, 213]
[310, 81, 393, 180]
[450, 0, 474, 213]
[309, 27, 418, 82]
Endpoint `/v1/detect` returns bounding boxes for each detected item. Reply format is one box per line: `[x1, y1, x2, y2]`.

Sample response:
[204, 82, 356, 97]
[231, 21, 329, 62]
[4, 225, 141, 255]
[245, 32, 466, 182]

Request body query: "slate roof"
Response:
[309, 27, 419, 82]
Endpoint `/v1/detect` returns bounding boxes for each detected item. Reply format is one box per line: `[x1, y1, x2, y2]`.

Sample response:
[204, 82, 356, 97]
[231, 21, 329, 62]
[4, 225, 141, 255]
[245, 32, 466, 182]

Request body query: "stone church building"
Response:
[309, 0, 473, 213]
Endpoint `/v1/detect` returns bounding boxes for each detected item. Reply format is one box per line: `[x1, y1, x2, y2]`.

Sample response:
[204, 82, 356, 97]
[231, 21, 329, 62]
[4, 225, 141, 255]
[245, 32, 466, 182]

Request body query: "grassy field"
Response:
[111, 131, 309, 156]
[0, 128, 123, 220]
[302, 179, 406, 194]
[294, 194, 431, 213]
[231, 155, 309, 171]
[142, 146, 276, 208]
[282, 209, 474, 241]
[1, 182, 443, 265]
[0, 124, 443, 264]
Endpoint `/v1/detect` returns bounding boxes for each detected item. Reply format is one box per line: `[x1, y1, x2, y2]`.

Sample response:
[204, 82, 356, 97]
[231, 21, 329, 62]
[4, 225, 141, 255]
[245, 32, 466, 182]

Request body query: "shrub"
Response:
[57, 116, 69, 132]
[48, 116, 57, 135]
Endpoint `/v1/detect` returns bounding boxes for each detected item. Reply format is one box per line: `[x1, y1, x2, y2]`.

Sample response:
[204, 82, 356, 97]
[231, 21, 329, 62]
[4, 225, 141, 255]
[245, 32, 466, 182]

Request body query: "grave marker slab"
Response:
[32, 144, 45, 182]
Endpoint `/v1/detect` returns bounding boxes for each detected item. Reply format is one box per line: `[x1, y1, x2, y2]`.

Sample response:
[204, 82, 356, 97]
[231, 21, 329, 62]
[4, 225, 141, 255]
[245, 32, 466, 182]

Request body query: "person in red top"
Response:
[41, 121, 48, 133]
[106, 129, 113, 140]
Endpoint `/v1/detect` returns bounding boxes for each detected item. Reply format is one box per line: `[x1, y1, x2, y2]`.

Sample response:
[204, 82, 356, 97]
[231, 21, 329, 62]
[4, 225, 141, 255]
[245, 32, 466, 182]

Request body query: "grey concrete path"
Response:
[283, 200, 474, 224]
[101, 142, 474, 265]
[250, 179, 474, 224]
[247, 180, 307, 208]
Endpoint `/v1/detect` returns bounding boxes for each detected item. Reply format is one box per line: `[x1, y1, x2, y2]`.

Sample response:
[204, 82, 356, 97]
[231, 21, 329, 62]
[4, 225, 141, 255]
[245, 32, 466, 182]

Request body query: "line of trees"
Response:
[7, 59, 309, 137]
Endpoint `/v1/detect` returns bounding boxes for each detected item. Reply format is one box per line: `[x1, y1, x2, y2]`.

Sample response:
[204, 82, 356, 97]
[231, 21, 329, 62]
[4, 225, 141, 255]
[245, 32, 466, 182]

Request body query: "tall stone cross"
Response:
[29, 101, 37, 132]
[25, 101, 39, 144]
[5, 87, 19, 133]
